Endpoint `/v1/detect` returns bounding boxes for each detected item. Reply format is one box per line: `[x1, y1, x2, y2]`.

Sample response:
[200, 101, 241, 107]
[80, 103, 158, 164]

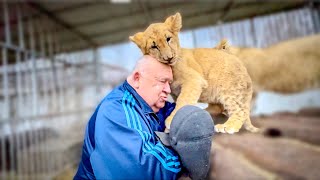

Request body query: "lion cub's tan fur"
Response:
[130, 13, 258, 134]
[215, 35, 320, 95]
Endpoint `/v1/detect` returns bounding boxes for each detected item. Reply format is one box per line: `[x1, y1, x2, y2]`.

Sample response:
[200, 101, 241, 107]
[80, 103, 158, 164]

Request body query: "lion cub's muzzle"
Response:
[163, 57, 177, 65]
[166, 57, 173, 63]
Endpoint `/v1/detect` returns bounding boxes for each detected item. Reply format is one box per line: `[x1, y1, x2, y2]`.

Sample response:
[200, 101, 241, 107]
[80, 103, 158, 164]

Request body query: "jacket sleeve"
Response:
[157, 101, 176, 131]
[90, 98, 181, 180]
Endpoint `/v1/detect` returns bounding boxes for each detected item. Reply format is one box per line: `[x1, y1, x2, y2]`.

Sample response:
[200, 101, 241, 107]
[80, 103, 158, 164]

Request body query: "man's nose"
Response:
[163, 81, 171, 94]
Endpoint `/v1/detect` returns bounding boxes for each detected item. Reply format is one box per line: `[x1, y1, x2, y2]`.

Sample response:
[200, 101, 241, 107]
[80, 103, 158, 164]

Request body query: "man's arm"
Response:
[90, 99, 181, 179]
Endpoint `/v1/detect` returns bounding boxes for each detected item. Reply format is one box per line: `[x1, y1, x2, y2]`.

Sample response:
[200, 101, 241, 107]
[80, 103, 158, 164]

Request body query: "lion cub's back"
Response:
[180, 48, 251, 93]
[181, 48, 248, 77]
[179, 48, 252, 104]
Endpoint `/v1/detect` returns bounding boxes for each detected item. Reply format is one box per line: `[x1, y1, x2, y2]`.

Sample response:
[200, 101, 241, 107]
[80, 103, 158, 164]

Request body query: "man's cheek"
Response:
[156, 98, 164, 105]
[155, 85, 161, 90]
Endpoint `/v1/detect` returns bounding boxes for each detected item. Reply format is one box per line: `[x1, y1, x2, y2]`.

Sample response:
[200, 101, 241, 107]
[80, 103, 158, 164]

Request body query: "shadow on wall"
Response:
[0, 128, 58, 172]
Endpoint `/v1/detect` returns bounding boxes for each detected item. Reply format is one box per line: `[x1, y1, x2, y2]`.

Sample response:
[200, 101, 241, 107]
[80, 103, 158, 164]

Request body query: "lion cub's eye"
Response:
[166, 37, 171, 42]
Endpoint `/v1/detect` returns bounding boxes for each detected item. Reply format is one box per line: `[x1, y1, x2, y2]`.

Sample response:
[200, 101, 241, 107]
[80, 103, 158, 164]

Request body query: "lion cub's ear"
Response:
[129, 32, 146, 52]
[164, 12, 182, 33]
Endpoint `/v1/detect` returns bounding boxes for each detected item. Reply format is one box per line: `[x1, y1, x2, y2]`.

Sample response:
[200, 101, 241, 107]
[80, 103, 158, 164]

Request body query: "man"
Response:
[74, 55, 214, 180]
[74, 55, 181, 179]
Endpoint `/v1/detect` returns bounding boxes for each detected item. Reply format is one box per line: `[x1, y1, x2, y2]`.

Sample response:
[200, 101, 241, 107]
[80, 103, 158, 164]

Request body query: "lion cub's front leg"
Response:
[165, 77, 208, 132]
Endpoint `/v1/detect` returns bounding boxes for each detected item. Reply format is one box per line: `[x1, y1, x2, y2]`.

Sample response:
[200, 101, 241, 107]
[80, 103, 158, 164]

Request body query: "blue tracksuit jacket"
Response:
[74, 80, 181, 180]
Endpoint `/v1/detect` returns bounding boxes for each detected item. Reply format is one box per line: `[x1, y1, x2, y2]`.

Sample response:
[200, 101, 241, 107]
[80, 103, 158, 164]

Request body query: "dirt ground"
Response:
[210, 108, 320, 180]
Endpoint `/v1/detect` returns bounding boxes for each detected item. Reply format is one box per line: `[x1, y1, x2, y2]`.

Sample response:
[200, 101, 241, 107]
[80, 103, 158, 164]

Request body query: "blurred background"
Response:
[0, 0, 319, 179]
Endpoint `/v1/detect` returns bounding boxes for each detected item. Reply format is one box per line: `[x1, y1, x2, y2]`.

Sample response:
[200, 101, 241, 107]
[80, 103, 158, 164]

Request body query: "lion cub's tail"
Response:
[214, 39, 234, 54]
[214, 39, 243, 56]
[214, 39, 229, 50]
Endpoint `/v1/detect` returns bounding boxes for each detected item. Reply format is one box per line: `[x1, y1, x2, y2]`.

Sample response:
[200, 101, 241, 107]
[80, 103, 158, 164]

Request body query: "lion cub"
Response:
[130, 13, 258, 134]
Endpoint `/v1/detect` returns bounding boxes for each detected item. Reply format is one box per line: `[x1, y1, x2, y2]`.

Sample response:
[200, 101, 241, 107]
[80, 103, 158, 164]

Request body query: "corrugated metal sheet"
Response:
[1, 0, 312, 53]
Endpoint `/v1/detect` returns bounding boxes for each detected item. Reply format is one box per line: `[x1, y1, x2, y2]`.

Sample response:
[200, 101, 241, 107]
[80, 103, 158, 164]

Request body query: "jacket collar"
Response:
[123, 80, 154, 114]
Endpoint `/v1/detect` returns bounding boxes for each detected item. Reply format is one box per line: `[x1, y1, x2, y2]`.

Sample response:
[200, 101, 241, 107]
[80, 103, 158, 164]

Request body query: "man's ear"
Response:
[164, 12, 182, 33]
[129, 32, 145, 52]
[132, 71, 141, 89]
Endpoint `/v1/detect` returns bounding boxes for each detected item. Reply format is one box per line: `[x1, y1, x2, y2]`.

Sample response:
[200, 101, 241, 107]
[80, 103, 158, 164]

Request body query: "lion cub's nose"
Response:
[166, 57, 173, 61]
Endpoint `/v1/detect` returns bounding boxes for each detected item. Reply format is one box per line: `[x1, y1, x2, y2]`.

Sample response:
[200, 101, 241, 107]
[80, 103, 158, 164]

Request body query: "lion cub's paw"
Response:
[214, 121, 242, 134]
[215, 124, 238, 134]
[245, 125, 260, 133]
[165, 115, 174, 132]
[164, 128, 170, 133]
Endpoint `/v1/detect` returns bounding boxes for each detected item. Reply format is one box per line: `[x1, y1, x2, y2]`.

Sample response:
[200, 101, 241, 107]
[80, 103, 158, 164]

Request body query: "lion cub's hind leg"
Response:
[215, 110, 246, 134]
[215, 93, 259, 134]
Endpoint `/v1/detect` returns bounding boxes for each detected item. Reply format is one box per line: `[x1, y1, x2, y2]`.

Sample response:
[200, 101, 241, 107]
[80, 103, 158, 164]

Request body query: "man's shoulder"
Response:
[103, 83, 140, 108]
[105, 83, 126, 100]
[94, 84, 125, 116]
[100, 91, 124, 112]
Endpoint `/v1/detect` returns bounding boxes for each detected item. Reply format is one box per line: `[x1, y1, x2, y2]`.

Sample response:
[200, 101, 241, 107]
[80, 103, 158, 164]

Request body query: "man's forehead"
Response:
[146, 63, 172, 73]
[155, 73, 173, 80]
